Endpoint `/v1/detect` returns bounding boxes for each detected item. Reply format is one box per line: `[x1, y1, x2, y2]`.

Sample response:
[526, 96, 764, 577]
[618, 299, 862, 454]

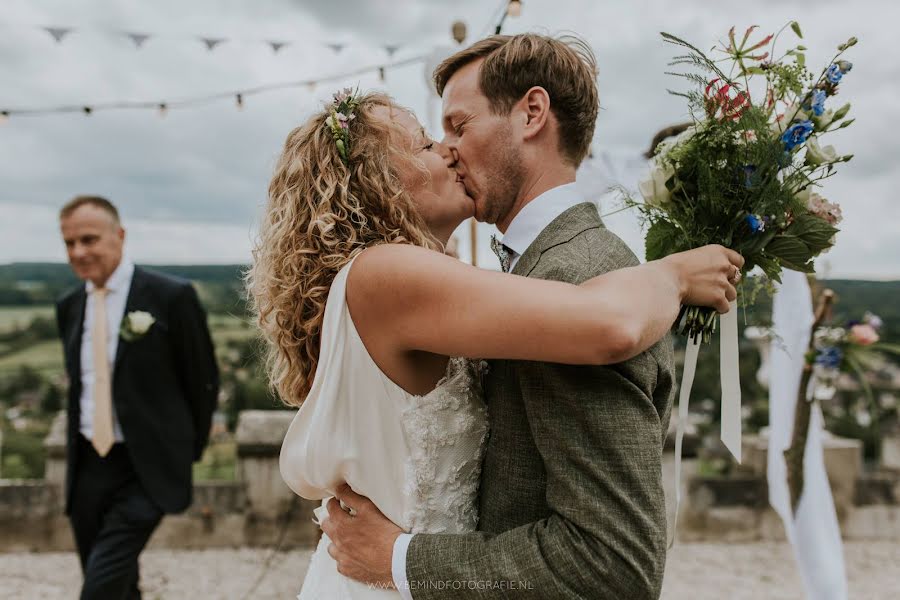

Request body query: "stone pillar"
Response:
[235, 410, 320, 547]
[43, 411, 67, 491]
[881, 424, 900, 471]
[236, 410, 296, 517]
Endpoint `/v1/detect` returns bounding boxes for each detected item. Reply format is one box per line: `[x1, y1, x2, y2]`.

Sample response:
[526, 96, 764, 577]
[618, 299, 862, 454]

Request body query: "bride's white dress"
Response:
[280, 258, 490, 599]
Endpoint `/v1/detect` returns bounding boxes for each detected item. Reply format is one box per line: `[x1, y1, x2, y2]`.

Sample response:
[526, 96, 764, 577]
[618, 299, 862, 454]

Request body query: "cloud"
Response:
[1, 0, 897, 278]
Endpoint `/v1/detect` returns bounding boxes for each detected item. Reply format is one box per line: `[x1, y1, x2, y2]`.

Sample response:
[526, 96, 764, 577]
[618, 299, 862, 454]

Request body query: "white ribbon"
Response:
[670, 336, 700, 547]
[720, 300, 742, 463]
[670, 302, 743, 546]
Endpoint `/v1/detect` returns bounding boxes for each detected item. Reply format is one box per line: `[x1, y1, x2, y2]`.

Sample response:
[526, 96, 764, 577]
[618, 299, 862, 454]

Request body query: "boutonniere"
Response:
[120, 311, 156, 341]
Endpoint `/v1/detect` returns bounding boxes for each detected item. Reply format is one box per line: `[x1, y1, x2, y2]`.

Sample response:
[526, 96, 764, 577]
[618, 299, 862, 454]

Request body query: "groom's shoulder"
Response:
[537, 224, 639, 283]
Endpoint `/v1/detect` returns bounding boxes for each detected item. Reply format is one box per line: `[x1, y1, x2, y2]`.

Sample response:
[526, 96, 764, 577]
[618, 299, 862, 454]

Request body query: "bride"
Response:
[246, 90, 742, 598]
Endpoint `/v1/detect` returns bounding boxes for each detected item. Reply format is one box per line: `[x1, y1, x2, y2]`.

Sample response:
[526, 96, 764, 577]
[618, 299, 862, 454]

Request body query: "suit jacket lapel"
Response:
[66, 289, 87, 387]
[113, 266, 145, 377]
[511, 202, 605, 278]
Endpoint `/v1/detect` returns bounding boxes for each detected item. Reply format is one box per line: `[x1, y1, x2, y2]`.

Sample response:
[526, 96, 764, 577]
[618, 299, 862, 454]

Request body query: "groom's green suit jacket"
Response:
[406, 202, 676, 599]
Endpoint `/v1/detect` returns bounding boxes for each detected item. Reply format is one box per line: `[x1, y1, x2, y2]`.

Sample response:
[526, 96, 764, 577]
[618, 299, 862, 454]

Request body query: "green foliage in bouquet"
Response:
[634, 23, 858, 342]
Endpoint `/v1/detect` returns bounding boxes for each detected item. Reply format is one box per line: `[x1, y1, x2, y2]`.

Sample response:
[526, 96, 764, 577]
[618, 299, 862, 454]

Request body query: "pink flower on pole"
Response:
[849, 324, 880, 346]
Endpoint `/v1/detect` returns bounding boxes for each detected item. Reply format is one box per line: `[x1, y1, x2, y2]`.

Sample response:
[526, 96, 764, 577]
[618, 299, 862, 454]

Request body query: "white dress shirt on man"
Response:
[391, 182, 588, 597]
[79, 258, 134, 443]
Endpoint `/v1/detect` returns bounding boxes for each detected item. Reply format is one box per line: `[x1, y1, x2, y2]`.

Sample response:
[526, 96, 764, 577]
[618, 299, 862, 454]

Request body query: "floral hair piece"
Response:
[325, 87, 360, 166]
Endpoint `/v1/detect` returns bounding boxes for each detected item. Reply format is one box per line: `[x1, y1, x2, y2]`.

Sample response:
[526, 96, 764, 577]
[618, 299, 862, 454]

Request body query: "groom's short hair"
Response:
[434, 33, 599, 167]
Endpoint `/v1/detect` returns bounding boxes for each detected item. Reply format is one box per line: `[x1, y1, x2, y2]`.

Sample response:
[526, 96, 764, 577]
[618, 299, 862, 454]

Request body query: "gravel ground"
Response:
[1, 541, 898, 599]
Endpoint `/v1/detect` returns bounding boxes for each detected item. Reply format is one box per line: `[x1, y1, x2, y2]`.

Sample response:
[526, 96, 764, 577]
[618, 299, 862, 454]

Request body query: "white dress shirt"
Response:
[500, 181, 585, 272]
[79, 258, 135, 443]
[391, 182, 587, 597]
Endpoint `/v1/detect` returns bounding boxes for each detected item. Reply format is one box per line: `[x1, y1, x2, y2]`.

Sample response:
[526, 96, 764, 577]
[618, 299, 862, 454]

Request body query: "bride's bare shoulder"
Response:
[348, 244, 459, 292]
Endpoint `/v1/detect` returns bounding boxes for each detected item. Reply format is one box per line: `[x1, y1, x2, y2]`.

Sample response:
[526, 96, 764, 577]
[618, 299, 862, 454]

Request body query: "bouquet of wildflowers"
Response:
[637, 23, 857, 343]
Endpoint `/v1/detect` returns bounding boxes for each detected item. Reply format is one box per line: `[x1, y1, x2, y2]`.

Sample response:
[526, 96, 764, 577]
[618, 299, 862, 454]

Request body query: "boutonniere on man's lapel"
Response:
[120, 311, 156, 342]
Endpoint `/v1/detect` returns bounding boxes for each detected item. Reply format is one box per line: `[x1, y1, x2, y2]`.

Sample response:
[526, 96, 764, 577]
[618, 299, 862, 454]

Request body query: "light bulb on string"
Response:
[0, 111, 9, 125]
[507, 0, 522, 17]
[158, 103, 168, 118]
[82, 106, 93, 116]
[235, 93, 244, 110]
[378, 67, 386, 83]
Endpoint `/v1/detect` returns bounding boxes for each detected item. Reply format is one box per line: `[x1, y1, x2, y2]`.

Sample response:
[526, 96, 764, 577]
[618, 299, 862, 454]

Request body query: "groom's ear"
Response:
[519, 86, 551, 141]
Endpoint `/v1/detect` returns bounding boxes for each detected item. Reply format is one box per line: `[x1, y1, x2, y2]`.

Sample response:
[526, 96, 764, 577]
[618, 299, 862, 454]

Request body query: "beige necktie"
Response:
[91, 287, 114, 457]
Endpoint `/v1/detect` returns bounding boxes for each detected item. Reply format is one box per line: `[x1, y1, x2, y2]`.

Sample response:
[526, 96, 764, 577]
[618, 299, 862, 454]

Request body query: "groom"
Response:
[323, 34, 674, 599]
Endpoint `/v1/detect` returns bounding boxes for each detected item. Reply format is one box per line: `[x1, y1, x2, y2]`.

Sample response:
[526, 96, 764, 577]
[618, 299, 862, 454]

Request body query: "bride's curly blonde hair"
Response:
[247, 92, 439, 406]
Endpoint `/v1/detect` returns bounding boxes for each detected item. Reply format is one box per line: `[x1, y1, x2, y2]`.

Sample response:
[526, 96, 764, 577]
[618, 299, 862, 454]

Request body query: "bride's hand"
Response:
[661, 245, 745, 314]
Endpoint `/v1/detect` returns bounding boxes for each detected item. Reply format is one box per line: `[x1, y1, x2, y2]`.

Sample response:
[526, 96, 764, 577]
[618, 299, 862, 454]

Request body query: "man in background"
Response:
[55, 195, 219, 599]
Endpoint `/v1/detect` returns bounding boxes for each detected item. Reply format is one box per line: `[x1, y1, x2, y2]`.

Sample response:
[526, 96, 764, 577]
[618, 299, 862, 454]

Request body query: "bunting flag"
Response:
[2, 21, 425, 56]
[124, 32, 150, 48]
[200, 37, 226, 51]
[43, 26, 72, 43]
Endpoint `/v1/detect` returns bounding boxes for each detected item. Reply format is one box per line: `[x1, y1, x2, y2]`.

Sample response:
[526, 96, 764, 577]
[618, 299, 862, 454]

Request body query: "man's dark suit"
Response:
[56, 265, 219, 599]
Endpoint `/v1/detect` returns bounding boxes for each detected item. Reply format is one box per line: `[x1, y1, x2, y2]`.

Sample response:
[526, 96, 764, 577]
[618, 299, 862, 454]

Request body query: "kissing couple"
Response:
[247, 33, 743, 599]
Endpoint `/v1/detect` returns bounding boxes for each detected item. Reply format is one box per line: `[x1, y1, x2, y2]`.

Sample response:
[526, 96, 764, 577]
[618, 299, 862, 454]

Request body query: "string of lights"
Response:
[0, 54, 425, 121]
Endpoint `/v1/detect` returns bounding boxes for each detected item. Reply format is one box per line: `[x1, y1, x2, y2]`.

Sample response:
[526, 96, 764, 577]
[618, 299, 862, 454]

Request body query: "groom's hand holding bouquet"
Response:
[636, 22, 857, 343]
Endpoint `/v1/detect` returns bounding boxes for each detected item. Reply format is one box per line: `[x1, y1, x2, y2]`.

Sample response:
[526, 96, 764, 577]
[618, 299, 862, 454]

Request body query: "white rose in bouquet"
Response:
[639, 162, 675, 208]
[805, 136, 838, 166]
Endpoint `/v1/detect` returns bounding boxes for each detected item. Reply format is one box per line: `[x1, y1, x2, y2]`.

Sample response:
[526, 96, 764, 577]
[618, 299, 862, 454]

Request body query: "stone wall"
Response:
[678, 433, 900, 542]
[3, 417, 900, 551]
[0, 410, 322, 552]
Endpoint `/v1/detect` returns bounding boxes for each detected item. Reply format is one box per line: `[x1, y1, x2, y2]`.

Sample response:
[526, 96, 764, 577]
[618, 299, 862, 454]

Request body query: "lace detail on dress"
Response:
[399, 358, 489, 534]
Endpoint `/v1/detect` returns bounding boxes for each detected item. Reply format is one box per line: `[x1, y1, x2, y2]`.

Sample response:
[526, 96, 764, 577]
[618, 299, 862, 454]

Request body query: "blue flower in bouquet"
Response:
[815, 346, 844, 369]
[781, 120, 814, 151]
[810, 89, 827, 116]
[826, 64, 843, 84]
[746, 213, 765, 233]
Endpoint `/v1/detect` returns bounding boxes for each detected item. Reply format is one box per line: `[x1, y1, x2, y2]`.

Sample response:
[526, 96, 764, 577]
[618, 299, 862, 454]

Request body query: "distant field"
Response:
[0, 305, 54, 333]
[0, 339, 64, 376]
[0, 306, 256, 381]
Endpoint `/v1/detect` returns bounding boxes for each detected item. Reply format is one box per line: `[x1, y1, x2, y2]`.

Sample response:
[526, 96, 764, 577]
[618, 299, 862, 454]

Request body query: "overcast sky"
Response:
[1, 0, 896, 278]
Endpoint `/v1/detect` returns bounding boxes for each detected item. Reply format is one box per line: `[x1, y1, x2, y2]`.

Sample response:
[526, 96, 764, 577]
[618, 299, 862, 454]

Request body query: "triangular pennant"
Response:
[126, 32, 151, 48]
[268, 40, 289, 53]
[327, 43, 345, 54]
[44, 27, 72, 43]
[383, 44, 400, 58]
[201, 37, 226, 51]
